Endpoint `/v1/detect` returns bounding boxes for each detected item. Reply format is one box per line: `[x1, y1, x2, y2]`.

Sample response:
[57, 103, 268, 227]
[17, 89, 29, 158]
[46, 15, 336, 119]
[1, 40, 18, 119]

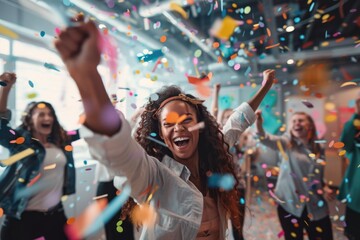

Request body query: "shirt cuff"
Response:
[233, 102, 256, 125]
[78, 111, 132, 167]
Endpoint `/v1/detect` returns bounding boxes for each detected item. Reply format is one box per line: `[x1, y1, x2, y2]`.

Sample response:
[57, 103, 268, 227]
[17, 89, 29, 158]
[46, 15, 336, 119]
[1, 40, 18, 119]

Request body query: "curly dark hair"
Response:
[121, 85, 244, 233]
[18, 101, 69, 147]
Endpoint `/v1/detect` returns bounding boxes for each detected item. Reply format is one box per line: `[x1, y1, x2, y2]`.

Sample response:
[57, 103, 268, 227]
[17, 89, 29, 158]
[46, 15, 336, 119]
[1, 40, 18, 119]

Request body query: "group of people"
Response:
[0, 19, 358, 240]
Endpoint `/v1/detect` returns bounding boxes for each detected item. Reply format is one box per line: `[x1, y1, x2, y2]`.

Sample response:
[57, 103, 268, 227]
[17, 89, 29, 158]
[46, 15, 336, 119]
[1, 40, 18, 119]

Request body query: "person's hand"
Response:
[255, 110, 263, 125]
[255, 110, 266, 137]
[214, 83, 221, 93]
[323, 185, 336, 202]
[262, 69, 275, 87]
[0, 72, 16, 91]
[54, 19, 101, 80]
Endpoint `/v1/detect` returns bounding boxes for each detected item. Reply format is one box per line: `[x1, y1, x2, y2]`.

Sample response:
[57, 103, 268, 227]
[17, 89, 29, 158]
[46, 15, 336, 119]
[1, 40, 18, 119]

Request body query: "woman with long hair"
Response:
[54, 20, 274, 239]
[0, 72, 79, 239]
[255, 111, 334, 240]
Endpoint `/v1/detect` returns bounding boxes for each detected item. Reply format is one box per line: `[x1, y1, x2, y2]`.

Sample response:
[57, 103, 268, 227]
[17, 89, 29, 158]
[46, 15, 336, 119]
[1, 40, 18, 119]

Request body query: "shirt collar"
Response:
[162, 155, 191, 181]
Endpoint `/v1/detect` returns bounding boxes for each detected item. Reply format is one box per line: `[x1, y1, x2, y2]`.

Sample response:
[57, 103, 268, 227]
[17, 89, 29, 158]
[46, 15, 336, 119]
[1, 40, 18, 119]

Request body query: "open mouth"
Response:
[173, 137, 190, 147]
[41, 123, 52, 129]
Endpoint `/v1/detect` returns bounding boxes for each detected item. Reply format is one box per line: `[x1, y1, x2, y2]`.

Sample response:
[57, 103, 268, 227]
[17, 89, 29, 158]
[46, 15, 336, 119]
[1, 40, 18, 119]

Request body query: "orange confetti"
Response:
[246, 19, 253, 25]
[166, 112, 179, 124]
[16, 137, 25, 144]
[176, 114, 188, 124]
[213, 42, 220, 48]
[266, 28, 271, 37]
[0, 208, 3, 218]
[37, 103, 46, 109]
[253, 176, 259, 182]
[333, 142, 345, 149]
[265, 43, 280, 49]
[160, 35, 167, 43]
[67, 217, 76, 225]
[78, 114, 86, 125]
[65, 145, 73, 152]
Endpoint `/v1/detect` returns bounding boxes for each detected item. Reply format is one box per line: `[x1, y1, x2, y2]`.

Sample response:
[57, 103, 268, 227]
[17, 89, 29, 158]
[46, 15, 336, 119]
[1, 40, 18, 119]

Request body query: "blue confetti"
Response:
[208, 173, 235, 191]
[28, 80, 34, 88]
[300, 35, 305, 40]
[150, 132, 157, 137]
[294, 17, 301, 23]
[280, 37, 286, 41]
[40, 31, 45, 37]
[83, 160, 87, 165]
[63, 0, 71, 6]
[292, 79, 298, 85]
[240, 198, 245, 205]
[83, 185, 131, 237]
[146, 136, 167, 148]
[244, 66, 251, 76]
[44, 63, 60, 72]
[317, 200, 324, 207]
[309, 2, 315, 12]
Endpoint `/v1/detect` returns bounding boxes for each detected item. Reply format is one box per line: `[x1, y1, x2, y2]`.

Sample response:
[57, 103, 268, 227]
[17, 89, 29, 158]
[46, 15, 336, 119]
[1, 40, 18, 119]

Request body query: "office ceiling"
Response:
[1, 0, 360, 89]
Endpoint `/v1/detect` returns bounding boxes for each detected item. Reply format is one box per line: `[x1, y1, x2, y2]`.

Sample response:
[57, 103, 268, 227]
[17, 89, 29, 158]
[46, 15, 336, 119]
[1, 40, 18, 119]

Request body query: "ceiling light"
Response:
[287, 59, 294, 65]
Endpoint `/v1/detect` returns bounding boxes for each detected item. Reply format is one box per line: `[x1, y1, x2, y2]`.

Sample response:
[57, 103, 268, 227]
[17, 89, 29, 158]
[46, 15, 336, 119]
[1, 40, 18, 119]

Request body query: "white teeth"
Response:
[174, 137, 190, 142]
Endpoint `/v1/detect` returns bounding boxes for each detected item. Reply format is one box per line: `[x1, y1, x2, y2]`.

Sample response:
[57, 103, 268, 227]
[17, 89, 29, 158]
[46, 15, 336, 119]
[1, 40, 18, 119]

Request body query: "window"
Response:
[13, 40, 63, 66]
[15, 61, 82, 130]
[0, 36, 10, 55]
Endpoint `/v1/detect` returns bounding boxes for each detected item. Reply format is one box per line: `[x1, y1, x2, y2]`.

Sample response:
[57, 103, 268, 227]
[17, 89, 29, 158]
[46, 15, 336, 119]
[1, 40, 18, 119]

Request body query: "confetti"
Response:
[333, 142, 344, 148]
[169, 2, 188, 19]
[40, 31, 45, 37]
[338, 150, 346, 156]
[116, 220, 124, 233]
[44, 163, 57, 170]
[146, 136, 167, 148]
[28, 80, 34, 88]
[0, 25, 19, 39]
[188, 122, 205, 132]
[82, 185, 131, 238]
[44, 63, 60, 72]
[0, 208, 3, 218]
[93, 194, 108, 200]
[65, 145, 73, 151]
[268, 189, 285, 203]
[165, 112, 179, 123]
[27, 173, 41, 187]
[340, 82, 357, 87]
[1, 148, 35, 166]
[301, 100, 314, 108]
[15, 137, 25, 144]
[208, 173, 235, 190]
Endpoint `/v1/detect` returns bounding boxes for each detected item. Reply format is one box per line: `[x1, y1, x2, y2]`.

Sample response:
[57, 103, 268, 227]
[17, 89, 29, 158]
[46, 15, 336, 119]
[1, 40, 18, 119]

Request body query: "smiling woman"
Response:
[54, 20, 275, 240]
[0, 72, 79, 240]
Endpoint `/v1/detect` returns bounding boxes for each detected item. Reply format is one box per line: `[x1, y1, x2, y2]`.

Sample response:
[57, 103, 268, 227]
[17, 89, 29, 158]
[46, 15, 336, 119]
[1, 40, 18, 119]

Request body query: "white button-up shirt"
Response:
[80, 102, 255, 240]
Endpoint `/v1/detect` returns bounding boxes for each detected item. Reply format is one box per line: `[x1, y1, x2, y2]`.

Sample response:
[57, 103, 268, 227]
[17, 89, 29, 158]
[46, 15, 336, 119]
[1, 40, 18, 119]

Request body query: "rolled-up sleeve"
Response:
[79, 113, 158, 200]
[223, 102, 255, 146]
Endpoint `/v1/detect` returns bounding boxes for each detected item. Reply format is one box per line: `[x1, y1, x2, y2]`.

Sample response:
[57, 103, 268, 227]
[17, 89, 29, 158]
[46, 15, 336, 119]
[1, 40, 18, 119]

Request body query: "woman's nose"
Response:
[174, 123, 185, 131]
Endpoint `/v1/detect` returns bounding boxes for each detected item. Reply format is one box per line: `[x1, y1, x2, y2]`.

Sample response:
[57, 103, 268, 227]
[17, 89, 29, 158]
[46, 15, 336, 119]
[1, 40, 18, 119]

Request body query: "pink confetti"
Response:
[277, 230, 284, 238]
